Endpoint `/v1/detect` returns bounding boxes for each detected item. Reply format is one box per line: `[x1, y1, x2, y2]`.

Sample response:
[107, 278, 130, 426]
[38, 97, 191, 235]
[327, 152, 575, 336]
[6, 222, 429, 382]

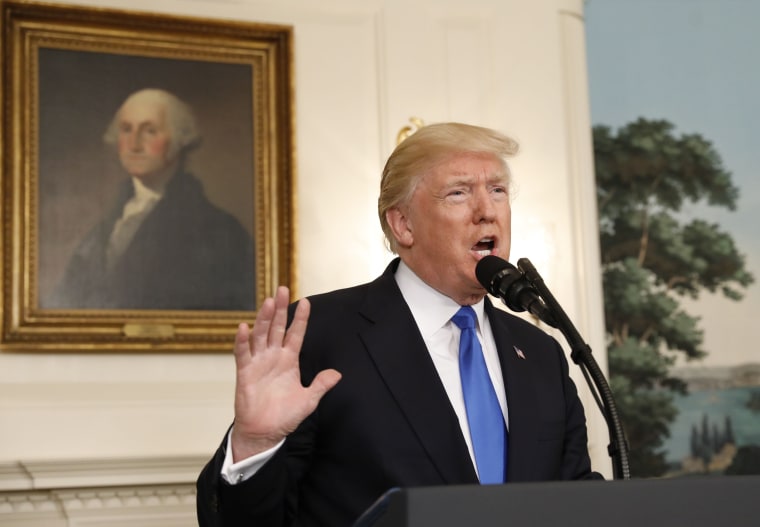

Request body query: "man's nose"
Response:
[125, 131, 144, 151]
[474, 187, 497, 222]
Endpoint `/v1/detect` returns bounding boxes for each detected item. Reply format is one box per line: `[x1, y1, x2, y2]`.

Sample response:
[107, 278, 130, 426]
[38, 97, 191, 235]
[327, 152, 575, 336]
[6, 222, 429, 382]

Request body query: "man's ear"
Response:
[386, 207, 413, 248]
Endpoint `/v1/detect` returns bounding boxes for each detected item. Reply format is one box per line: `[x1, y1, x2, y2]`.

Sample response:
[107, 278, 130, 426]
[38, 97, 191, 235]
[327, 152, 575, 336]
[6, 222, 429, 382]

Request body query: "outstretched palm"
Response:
[230, 286, 342, 462]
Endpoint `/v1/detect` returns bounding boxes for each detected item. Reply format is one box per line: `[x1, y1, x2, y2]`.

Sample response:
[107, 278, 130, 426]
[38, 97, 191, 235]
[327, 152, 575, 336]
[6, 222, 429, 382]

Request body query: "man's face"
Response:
[389, 152, 512, 305]
[116, 97, 174, 183]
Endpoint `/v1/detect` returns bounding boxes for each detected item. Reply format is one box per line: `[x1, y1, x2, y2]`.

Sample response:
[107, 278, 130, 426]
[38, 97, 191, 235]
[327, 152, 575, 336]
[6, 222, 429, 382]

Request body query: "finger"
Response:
[267, 286, 290, 347]
[232, 322, 252, 368]
[251, 295, 275, 353]
[283, 297, 310, 354]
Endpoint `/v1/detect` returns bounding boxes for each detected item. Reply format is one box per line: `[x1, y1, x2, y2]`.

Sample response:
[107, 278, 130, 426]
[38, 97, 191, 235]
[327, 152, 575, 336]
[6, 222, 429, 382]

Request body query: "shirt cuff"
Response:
[220, 428, 285, 485]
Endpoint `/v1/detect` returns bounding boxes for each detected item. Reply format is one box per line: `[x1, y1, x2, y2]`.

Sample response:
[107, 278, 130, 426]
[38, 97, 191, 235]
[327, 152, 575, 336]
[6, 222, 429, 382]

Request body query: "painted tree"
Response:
[593, 118, 754, 477]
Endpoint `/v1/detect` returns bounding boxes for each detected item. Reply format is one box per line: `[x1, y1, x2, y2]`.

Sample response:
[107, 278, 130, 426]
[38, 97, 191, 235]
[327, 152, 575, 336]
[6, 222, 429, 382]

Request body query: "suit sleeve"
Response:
[197, 423, 313, 527]
[556, 341, 605, 480]
[196, 436, 291, 527]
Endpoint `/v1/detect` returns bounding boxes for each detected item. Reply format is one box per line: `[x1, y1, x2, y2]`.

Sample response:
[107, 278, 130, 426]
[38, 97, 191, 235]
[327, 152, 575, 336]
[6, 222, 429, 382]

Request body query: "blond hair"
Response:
[378, 122, 519, 253]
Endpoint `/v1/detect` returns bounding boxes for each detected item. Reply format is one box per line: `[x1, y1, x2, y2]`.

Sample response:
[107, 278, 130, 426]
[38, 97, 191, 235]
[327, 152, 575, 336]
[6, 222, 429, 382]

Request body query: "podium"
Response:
[354, 475, 760, 526]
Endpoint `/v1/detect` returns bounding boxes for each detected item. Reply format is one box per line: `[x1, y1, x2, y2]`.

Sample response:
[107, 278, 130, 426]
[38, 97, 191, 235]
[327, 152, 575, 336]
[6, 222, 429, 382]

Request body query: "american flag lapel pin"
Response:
[514, 346, 526, 360]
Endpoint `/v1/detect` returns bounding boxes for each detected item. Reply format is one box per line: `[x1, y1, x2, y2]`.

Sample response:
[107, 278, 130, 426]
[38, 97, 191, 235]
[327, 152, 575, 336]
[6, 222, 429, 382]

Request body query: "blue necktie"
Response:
[452, 306, 507, 484]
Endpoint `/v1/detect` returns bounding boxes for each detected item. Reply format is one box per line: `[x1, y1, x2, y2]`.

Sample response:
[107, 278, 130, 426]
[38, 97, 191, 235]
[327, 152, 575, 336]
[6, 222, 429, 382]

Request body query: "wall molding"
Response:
[0, 456, 205, 526]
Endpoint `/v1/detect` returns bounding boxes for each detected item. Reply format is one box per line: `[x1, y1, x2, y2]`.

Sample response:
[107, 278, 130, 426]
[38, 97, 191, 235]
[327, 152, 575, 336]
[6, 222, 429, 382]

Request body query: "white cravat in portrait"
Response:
[105, 177, 164, 269]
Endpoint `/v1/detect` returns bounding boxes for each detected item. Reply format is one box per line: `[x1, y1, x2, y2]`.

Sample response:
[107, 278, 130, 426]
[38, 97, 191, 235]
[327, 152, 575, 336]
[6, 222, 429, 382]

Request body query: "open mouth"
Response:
[472, 237, 495, 257]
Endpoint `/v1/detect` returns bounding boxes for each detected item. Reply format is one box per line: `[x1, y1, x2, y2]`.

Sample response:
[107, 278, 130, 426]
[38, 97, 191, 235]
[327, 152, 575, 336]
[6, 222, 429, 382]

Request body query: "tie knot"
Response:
[451, 305, 477, 330]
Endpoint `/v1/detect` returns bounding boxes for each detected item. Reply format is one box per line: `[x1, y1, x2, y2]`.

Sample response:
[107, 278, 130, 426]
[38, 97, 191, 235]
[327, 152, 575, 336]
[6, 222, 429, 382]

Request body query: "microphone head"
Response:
[475, 255, 514, 295]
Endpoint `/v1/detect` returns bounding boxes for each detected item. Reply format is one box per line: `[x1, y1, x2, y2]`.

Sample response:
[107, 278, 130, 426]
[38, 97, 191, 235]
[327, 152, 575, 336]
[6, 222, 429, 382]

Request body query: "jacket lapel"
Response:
[485, 300, 543, 480]
[357, 263, 478, 484]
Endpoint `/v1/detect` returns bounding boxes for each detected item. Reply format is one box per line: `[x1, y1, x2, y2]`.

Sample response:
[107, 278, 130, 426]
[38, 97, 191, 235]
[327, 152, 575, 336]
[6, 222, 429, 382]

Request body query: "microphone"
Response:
[475, 255, 557, 327]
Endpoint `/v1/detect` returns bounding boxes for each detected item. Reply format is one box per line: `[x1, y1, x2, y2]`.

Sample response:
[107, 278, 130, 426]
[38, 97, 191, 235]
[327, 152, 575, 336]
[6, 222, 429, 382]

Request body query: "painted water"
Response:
[663, 365, 760, 475]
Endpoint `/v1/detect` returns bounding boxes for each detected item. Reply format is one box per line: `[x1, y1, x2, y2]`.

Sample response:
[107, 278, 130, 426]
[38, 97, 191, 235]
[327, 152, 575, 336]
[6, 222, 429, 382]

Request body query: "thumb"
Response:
[306, 369, 342, 407]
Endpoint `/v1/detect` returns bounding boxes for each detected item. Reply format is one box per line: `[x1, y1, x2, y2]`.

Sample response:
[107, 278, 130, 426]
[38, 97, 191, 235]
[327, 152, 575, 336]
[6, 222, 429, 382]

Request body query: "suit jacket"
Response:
[46, 171, 255, 310]
[196, 259, 598, 527]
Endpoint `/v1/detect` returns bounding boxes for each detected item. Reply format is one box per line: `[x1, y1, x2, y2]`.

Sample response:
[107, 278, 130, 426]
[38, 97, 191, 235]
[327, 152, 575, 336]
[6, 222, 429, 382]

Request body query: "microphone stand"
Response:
[517, 257, 630, 480]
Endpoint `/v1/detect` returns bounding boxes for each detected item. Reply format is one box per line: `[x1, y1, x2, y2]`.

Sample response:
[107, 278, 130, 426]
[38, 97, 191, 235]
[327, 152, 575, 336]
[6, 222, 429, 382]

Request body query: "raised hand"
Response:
[230, 286, 342, 462]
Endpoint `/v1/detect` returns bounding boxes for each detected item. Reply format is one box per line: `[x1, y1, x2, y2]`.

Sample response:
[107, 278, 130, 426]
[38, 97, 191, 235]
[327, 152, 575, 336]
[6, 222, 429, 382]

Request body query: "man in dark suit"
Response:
[47, 88, 254, 311]
[196, 122, 601, 526]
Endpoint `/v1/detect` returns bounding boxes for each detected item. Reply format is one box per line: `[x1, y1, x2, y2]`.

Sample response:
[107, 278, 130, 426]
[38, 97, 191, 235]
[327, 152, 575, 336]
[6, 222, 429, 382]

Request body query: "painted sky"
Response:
[585, 0, 760, 367]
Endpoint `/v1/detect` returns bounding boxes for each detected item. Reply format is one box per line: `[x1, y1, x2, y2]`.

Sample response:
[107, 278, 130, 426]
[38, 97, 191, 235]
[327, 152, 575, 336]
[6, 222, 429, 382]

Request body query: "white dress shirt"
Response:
[221, 260, 509, 483]
[393, 261, 509, 473]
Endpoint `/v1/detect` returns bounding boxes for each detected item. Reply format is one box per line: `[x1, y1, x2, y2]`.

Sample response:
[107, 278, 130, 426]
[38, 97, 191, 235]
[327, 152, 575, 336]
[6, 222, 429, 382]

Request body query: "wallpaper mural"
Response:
[585, 0, 760, 478]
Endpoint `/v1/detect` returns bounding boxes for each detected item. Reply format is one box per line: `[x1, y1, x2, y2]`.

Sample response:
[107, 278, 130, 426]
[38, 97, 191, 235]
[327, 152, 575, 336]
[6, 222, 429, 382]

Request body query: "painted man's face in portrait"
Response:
[116, 97, 175, 185]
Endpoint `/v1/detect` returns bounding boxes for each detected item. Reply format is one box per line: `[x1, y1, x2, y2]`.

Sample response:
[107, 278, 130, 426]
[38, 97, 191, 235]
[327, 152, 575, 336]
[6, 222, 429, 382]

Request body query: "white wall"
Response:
[0, 0, 611, 522]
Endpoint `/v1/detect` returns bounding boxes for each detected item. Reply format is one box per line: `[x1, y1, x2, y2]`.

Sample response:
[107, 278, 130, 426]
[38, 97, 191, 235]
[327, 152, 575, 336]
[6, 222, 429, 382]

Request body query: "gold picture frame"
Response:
[0, 1, 295, 352]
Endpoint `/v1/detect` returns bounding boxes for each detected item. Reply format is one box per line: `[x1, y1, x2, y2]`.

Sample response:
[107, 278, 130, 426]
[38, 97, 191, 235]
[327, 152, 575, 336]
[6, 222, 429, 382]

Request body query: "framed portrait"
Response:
[0, 1, 295, 351]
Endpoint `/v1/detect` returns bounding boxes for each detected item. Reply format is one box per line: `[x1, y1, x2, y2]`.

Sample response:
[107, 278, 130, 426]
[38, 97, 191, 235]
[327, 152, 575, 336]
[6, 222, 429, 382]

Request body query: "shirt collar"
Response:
[394, 259, 486, 339]
[131, 176, 166, 203]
